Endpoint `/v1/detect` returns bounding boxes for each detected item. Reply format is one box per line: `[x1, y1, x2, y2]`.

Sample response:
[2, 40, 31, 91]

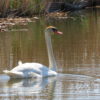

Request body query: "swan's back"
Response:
[11, 63, 45, 73]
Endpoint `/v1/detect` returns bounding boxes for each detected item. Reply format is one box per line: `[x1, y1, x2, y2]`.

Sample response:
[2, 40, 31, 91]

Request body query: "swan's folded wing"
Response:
[29, 72, 41, 78]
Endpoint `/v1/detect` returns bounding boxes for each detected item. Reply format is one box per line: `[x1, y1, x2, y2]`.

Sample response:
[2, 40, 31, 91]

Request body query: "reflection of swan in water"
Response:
[3, 26, 62, 78]
[0, 74, 97, 99]
[1, 76, 56, 96]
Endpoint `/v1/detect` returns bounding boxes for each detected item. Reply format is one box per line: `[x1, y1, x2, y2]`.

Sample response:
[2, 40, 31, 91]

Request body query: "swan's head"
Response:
[45, 26, 63, 35]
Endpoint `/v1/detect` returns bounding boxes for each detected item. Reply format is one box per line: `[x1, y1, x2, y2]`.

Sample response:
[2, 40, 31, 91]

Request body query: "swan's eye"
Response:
[52, 28, 58, 32]
[52, 28, 63, 35]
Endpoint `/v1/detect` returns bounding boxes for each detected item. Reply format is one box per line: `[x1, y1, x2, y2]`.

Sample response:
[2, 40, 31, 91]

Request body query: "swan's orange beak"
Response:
[54, 30, 63, 35]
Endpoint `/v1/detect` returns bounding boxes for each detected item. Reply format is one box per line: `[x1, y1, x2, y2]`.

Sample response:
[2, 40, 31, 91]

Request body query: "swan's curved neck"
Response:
[45, 30, 57, 71]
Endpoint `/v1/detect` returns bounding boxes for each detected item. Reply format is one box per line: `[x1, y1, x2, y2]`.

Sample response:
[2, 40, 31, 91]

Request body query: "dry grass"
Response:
[0, 0, 45, 17]
[0, 0, 95, 17]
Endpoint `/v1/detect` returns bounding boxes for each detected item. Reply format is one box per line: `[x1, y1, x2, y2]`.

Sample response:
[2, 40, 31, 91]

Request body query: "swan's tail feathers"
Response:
[3, 70, 11, 74]
[18, 60, 22, 66]
[3, 70, 41, 78]
[3, 70, 23, 78]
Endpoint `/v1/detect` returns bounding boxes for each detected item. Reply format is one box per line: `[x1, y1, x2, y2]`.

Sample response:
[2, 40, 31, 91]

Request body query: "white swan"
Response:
[3, 26, 63, 78]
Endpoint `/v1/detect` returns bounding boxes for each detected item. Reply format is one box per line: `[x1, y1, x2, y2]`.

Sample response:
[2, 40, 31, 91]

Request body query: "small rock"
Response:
[33, 17, 39, 20]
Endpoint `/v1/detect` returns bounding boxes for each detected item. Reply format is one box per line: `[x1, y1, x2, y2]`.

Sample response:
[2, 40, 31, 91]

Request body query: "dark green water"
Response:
[0, 8, 100, 100]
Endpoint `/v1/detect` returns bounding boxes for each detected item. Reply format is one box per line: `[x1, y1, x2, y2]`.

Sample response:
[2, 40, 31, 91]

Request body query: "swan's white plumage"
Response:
[3, 26, 62, 78]
[18, 61, 23, 66]
[3, 63, 57, 78]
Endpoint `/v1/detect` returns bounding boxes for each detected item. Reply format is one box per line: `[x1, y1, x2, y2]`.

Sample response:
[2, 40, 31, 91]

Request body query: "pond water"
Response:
[0, 8, 100, 100]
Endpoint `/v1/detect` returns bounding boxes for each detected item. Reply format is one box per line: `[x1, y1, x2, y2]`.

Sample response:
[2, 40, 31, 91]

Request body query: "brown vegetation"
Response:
[0, 17, 39, 32]
[0, 0, 44, 17]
